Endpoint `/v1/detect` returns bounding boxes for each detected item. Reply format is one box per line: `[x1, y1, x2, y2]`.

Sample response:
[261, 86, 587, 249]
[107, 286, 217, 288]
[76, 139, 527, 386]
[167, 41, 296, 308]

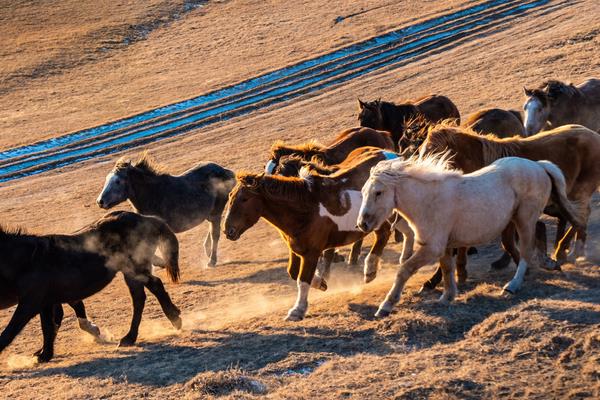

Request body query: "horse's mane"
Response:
[529, 80, 582, 104]
[269, 140, 326, 160]
[0, 224, 25, 238]
[279, 154, 338, 175]
[426, 124, 521, 165]
[370, 151, 460, 185]
[114, 152, 166, 175]
[237, 172, 314, 204]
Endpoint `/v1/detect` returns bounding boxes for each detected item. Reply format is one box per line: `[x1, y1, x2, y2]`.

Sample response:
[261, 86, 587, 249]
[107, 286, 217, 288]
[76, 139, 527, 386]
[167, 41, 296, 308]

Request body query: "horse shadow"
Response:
[9, 325, 392, 386]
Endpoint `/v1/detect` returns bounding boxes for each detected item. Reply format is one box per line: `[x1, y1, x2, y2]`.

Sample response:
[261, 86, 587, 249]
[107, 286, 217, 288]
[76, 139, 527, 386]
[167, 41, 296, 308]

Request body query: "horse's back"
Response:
[415, 94, 461, 124]
[578, 78, 600, 103]
[465, 108, 525, 138]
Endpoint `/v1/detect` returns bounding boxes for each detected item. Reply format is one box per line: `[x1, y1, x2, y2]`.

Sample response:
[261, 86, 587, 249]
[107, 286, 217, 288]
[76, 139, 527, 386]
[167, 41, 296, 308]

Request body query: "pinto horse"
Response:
[358, 155, 583, 317]
[225, 148, 402, 321]
[357, 94, 460, 150]
[523, 78, 600, 136]
[0, 211, 182, 362]
[417, 124, 600, 290]
[265, 126, 394, 175]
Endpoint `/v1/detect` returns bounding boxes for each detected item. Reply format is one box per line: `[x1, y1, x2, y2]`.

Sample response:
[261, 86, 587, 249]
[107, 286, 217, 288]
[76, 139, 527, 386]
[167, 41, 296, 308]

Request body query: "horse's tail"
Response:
[156, 220, 180, 283]
[538, 160, 585, 228]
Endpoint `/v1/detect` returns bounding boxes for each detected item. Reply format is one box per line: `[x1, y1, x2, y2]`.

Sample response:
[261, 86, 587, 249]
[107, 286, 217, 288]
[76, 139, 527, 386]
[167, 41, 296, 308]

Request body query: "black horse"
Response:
[0, 211, 182, 362]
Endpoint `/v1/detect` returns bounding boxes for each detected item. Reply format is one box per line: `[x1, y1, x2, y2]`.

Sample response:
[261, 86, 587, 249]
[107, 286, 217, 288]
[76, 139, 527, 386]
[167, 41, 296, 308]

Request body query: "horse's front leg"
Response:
[35, 305, 61, 362]
[439, 249, 458, 304]
[285, 252, 320, 322]
[364, 222, 392, 283]
[376, 245, 440, 318]
[119, 276, 146, 347]
[204, 215, 222, 267]
[69, 301, 101, 338]
[319, 249, 335, 280]
[0, 300, 41, 355]
[144, 275, 182, 330]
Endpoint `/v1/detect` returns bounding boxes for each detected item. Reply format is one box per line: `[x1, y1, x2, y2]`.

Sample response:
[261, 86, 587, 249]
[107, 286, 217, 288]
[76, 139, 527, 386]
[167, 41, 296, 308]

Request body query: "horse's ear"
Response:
[358, 98, 366, 109]
[523, 86, 533, 96]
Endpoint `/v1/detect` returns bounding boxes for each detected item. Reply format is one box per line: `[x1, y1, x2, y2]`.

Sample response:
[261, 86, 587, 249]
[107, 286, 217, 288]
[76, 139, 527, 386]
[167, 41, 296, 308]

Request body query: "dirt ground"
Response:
[1, 0, 599, 398]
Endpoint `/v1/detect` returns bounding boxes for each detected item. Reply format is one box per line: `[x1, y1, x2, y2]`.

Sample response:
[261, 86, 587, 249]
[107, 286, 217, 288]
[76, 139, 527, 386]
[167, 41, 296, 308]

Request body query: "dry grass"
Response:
[1, 0, 600, 399]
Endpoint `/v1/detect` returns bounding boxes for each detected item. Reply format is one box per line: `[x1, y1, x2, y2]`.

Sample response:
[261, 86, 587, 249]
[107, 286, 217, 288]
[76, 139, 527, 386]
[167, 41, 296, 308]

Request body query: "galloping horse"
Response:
[523, 78, 600, 136]
[357, 94, 460, 150]
[416, 124, 600, 289]
[0, 211, 182, 362]
[224, 148, 401, 321]
[97, 153, 235, 267]
[358, 155, 583, 317]
[265, 126, 394, 175]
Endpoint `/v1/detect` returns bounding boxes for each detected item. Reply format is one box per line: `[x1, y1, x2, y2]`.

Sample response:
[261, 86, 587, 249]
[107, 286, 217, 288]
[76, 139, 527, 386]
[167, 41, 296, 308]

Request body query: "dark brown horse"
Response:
[225, 149, 398, 321]
[523, 78, 600, 136]
[418, 124, 600, 290]
[357, 94, 460, 150]
[265, 126, 394, 175]
[463, 108, 525, 138]
[97, 153, 235, 267]
[0, 211, 182, 362]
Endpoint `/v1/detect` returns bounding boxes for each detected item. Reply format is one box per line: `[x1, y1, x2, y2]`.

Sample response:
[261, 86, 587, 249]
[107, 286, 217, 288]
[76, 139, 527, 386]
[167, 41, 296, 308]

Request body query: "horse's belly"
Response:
[0, 281, 17, 310]
[448, 208, 513, 247]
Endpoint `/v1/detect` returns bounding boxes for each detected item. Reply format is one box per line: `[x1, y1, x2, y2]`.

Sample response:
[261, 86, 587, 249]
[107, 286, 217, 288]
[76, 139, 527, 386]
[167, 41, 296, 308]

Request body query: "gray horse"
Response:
[97, 153, 235, 267]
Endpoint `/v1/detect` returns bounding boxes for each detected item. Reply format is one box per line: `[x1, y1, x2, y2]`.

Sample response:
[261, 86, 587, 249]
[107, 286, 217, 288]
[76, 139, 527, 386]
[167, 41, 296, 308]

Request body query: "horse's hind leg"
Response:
[320, 249, 335, 280]
[119, 277, 146, 347]
[420, 267, 442, 293]
[204, 215, 221, 267]
[364, 222, 392, 283]
[439, 249, 458, 304]
[69, 301, 101, 338]
[492, 223, 517, 270]
[456, 247, 468, 286]
[349, 239, 363, 266]
[35, 305, 61, 362]
[144, 275, 182, 330]
[0, 301, 40, 355]
[503, 210, 537, 294]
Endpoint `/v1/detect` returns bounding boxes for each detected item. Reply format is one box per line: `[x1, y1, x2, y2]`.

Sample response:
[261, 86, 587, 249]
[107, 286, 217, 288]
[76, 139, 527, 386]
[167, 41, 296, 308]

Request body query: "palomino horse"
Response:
[224, 149, 403, 321]
[0, 211, 182, 362]
[97, 153, 235, 267]
[358, 155, 583, 317]
[523, 78, 600, 136]
[357, 94, 460, 150]
[463, 108, 525, 138]
[417, 124, 600, 289]
[265, 126, 394, 175]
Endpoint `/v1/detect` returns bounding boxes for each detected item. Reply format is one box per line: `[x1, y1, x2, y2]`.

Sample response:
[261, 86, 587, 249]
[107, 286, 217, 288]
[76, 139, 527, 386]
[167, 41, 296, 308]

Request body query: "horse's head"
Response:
[274, 154, 306, 177]
[224, 173, 265, 241]
[96, 158, 133, 209]
[357, 98, 385, 130]
[357, 162, 396, 233]
[523, 87, 551, 136]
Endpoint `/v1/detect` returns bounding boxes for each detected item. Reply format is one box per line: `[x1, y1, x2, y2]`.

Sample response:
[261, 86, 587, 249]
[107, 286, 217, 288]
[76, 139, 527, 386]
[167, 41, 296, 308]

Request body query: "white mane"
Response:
[370, 151, 461, 185]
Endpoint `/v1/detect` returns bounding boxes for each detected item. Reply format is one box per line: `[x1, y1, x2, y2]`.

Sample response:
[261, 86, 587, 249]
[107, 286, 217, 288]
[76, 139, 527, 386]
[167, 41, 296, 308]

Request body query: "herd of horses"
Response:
[1, 77, 599, 363]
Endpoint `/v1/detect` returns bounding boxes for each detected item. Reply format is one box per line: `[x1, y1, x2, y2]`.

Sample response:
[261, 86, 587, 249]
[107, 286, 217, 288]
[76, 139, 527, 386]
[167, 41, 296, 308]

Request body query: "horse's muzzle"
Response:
[225, 227, 240, 241]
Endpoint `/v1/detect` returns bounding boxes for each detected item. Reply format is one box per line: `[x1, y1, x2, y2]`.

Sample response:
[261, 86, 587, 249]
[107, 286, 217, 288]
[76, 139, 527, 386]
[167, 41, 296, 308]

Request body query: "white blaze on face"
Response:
[319, 190, 362, 232]
[524, 97, 542, 134]
[98, 172, 118, 202]
[265, 160, 276, 175]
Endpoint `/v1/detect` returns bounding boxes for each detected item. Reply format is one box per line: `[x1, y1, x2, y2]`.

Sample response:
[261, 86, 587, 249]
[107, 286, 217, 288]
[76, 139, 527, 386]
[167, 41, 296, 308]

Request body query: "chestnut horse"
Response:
[265, 126, 394, 175]
[463, 108, 525, 138]
[357, 94, 460, 150]
[523, 78, 600, 136]
[225, 149, 400, 321]
[418, 124, 600, 289]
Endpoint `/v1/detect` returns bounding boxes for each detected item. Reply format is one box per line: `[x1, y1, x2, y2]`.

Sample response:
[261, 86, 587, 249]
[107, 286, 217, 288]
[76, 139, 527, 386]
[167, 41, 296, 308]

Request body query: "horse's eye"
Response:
[375, 191, 382, 197]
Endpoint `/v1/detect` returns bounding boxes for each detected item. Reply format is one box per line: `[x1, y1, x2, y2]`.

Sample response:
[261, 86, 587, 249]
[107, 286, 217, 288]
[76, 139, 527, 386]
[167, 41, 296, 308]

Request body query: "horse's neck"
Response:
[393, 178, 444, 223]
[128, 172, 167, 214]
[260, 197, 313, 235]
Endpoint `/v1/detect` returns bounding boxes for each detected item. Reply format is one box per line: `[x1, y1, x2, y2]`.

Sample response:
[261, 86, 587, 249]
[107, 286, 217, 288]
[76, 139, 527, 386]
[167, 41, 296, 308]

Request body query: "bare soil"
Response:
[1, 0, 599, 399]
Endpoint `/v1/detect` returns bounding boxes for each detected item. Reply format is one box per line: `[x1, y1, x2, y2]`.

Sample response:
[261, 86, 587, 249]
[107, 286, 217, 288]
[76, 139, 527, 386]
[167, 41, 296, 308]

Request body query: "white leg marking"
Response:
[285, 281, 310, 321]
[503, 259, 528, 294]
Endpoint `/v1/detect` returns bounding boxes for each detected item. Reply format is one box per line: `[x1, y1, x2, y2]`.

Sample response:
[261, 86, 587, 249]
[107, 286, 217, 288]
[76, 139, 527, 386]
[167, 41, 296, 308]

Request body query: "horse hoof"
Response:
[171, 316, 183, 330]
[284, 309, 305, 322]
[364, 272, 377, 283]
[418, 283, 436, 294]
[205, 261, 217, 268]
[118, 337, 136, 347]
[36, 352, 53, 363]
[78, 319, 101, 338]
[374, 308, 391, 318]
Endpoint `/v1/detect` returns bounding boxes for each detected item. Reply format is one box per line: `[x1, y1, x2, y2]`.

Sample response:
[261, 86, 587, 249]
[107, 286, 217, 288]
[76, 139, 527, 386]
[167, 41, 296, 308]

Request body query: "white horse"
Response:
[357, 154, 583, 318]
